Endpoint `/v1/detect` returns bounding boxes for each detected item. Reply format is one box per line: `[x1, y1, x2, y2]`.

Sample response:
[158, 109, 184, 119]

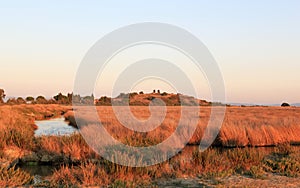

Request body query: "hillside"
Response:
[95, 92, 211, 106]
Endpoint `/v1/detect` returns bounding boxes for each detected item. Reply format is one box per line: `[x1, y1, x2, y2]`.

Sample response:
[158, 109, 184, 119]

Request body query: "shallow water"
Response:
[35, 117, 77, 136]
[19, 164, 58, 177]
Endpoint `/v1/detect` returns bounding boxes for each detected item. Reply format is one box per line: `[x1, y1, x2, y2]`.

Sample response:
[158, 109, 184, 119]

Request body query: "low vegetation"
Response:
[49, 146, 300, 187]
[66, 106, 300, 147]
[0, 102, 299, 186]
[0, 165, 32, 187]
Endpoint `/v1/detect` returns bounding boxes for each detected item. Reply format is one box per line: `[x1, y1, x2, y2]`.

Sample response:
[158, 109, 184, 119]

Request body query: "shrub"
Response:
[6, 98, 17, 105]
[36, 96, 48, 104]
[0, 89, 5, 103]
[25, 96, 34, 102]
[281, 102, 290, 107]
[53, 93, 70, 104]
[16, 97, 26, 104]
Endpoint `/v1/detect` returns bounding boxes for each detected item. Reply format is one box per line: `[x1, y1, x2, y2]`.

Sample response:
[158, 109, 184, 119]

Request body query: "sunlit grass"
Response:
[1, 104, 300, 186]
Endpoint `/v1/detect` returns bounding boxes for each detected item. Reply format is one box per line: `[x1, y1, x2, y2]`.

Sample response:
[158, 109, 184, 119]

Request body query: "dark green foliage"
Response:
[25, 96, 34, 102]
[0, 89, 5, 103]
[16, 97, 26, 104]
[96, 96, 112, 106]
[281, 102, 290, 107]
[36, 96, 48, 104]
[53, 93, 71, 104]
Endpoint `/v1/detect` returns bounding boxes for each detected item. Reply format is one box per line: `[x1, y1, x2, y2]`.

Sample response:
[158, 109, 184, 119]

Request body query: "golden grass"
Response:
[36, 134, 96, 161]
[0, 165, 33, 187]
[67, 106, 300, 147]
[0, 104, 71, 186]
[1, 104, 300, 186]
[219, 107, 300, 147]
[0, 104, 71, 150]
[0, 105, 36, 150]
[49, 146, 300, 187]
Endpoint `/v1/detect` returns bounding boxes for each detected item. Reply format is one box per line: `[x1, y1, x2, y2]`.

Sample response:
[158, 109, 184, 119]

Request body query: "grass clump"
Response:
[264, 155, 300, 177]
[0, 166, 33, 187]
[50, 163, 109, 187]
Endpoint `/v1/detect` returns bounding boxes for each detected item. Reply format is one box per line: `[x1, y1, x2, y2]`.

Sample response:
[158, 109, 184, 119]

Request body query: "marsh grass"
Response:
[1, 104, 300, 186]
[36, 133, 96, 161]
[49, 146, 300, 186]
[66, 106, 300, 147]
[263, 148, 300, 177]
[0, 165, 33, 187]
[0, 105, 36, 150]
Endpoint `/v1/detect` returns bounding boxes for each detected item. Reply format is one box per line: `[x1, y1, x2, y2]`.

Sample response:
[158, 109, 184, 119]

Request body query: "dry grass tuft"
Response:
[0, 166, 33, 187]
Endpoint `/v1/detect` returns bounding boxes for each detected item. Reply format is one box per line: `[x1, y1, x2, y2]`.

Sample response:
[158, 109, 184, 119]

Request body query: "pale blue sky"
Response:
[0, 1, 299, 104]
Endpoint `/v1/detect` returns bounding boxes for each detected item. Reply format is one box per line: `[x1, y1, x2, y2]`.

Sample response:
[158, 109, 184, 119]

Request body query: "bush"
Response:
[25, 96, 34, 102]
[6, 98, 17, 105]
[16, 97, 26, 104]
[0, 89, 5, 103]
[36, 96, 48, 104]
[281, 102, 290, 107]
[53, 93, 70, 104]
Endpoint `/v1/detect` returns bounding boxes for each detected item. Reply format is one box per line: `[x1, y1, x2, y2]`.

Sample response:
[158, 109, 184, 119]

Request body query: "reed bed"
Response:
[66, 106, 300, 147]
[1, 104, 300, 186]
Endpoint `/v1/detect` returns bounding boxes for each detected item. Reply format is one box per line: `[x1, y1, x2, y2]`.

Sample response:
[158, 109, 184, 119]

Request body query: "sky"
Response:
[0, 0, 299, 104]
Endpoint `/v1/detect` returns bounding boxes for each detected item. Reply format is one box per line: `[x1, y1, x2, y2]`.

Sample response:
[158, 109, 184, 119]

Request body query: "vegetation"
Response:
[25, 96, 34, 103]
[36, 96, 48, 104]
[0, 166, 33, 187]
[0, 89, 5, 104]
[16, 97, 26, 104]
[65, 106, 300, 147]
[48, 146, 300, 187]
[1, 90, 215, 106]
[281, 102, 290, 107]
[94, 92, 211, 106]
[0, 100, 300, 186]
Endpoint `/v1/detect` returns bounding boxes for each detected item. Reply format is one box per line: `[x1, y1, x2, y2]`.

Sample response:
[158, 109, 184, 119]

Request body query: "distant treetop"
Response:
[281, 102, 290, 107]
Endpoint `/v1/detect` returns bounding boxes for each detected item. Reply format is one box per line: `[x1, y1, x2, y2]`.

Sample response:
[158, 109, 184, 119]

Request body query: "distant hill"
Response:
[229, 103, 257, 107]
[95, 92, 214, 106]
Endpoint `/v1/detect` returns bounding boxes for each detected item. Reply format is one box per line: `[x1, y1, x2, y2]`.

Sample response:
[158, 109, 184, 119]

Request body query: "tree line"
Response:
[0, 89, 94, 105]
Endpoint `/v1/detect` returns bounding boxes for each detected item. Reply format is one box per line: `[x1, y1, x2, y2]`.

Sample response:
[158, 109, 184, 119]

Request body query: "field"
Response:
[0, 104, 300, 187]
[68, 106, 300, 147]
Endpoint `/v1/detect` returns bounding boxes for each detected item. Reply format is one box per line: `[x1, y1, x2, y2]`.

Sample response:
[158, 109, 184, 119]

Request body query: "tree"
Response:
[0, 89, 5, 103]
[26, 96, 34, 103]
[6, 98, 17, 105]
[53, 93, 69, 104]
[67, 93, 73, 104]
[81, 94, 94, 105]
[96, 96, 112, 106]
[281, 102, 290, 107]
[72, 94, 81, 104]
[16, 97, 26, 104]
[36, 96, 47, 104]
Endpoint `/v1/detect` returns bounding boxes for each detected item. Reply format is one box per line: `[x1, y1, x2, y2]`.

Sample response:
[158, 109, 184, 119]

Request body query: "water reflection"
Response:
[35, 117, 77, 136]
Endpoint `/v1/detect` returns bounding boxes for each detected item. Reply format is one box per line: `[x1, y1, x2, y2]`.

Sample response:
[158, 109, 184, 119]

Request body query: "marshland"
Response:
[2, 1, 300, 187]
[0, 93, 300, 187]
